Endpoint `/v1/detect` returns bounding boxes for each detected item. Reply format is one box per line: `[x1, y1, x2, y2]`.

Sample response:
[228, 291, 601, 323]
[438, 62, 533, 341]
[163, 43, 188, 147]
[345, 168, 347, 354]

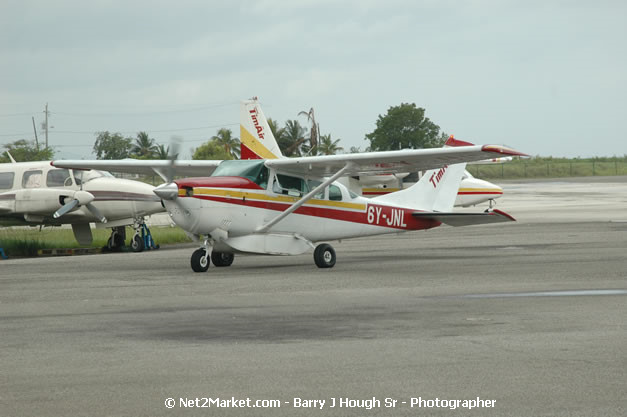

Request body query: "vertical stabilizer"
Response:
[240, 98, 284, 159]
[373, 162, 467, 211]
[372, 136, 474, 211]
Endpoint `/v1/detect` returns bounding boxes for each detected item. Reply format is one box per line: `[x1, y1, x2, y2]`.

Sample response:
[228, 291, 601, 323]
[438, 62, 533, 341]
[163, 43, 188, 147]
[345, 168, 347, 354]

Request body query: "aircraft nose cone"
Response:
[153, 182, 179, 200]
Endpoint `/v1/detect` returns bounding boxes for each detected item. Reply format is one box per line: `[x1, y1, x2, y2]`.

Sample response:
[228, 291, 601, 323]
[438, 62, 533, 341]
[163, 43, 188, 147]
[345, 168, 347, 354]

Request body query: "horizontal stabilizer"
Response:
[412, 208, 515, 227]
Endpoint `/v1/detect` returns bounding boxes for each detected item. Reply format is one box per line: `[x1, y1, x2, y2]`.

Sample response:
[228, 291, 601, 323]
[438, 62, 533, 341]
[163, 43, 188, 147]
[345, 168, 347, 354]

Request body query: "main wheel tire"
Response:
[131, 234, 144, 252]
[314, 243, 336, 268]
[211, 251, 234, 267]
[191, 248, 210, 272]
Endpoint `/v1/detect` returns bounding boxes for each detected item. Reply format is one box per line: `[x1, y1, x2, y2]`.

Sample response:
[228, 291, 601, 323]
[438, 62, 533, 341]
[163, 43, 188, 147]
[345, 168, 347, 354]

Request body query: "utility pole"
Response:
[32, 116, 39, 149]
[44, 102, 49, 149]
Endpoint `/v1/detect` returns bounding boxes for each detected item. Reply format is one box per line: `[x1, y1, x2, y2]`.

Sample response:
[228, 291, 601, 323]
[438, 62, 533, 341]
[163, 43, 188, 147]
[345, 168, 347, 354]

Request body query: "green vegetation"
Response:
[0, 226, 192, 257]
[0, 139, 55, 163]
[466, 156, 627, 179]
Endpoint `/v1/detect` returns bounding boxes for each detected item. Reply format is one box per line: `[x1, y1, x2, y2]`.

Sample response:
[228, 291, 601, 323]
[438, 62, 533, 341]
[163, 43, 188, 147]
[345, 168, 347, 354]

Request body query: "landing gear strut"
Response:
[314, 243, 336, 268]
[106, 226, 126, 251]
[131, 220, 159, 252]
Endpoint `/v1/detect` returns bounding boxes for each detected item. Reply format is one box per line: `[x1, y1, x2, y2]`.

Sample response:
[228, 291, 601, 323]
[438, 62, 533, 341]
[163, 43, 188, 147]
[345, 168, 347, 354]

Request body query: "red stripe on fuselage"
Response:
[188, 194, 440, 231]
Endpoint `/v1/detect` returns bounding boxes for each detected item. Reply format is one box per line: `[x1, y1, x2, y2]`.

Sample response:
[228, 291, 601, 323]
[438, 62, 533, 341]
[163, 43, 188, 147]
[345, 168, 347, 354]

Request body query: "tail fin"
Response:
[240, 97, 284, 160]
[372, 136, 473, 211]
[373, 162, 467, 211]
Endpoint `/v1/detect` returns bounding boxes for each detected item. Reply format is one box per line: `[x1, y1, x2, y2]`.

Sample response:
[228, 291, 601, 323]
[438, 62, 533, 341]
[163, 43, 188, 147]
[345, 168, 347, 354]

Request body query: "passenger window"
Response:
[329, 184, 342, 201]
[22, 170, 43, 188]
[0, 172, 14, 189]
[46, 169, 73, 187]
[273, 174, 308, 197]
[307, 179, 324, 199]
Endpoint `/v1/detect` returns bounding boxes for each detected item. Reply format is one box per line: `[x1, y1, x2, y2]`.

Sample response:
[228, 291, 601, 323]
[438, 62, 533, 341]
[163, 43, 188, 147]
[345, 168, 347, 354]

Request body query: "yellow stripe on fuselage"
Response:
[184, 187, 367, 211]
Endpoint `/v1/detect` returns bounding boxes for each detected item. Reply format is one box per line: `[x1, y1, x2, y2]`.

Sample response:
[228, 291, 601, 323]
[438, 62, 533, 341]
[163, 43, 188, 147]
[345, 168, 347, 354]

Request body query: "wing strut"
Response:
[256, 162, 355, 233]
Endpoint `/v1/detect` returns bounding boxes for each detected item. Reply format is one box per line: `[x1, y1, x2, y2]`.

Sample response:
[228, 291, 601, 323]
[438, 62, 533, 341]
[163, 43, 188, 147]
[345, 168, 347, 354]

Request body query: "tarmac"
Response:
[1, 177, 626, 416]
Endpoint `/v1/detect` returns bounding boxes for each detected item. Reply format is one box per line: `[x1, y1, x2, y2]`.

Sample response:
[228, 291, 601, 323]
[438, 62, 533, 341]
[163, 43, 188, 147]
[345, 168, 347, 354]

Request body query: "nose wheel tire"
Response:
[130, 234, 145, 252]
[314, 243, 336, 268]
[191, 248, 210, 272]
[211, 252, 234, 267]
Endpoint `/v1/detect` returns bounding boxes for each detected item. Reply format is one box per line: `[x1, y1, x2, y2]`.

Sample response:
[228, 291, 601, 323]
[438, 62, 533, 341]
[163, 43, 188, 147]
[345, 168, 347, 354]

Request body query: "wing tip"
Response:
[481, 144, 529, 157]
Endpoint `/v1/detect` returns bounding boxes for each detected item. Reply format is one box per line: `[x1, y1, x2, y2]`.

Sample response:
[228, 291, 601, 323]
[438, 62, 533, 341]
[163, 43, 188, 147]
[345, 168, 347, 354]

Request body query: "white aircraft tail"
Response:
[240, 98, 284, 160]
[372, 136, 471, 212]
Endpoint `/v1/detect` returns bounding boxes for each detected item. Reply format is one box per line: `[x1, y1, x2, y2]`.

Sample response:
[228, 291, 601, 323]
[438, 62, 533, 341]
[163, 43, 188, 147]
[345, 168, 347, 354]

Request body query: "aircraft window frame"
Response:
[22, 170, 43, 189]
[329, 184, 343, 201]
[46, 169, 73, 188]
[0, 172, 15, 190]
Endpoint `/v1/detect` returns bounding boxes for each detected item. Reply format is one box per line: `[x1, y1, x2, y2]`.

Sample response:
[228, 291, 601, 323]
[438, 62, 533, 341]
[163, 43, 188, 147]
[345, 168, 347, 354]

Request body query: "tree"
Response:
[154, 144, 172, 159]
[0, 139, 55, 163]
[298, 107, 319, 155]
[131, 132, 158, 159]
[192, 139, 233, 160]
[279, 120, 307, 157]
[317, 134, 344, 155]
[93, 131, 133, 160]
[211, 128, 240, 159]
[365, 103, 444, 151]
[266, 118, 284, 143]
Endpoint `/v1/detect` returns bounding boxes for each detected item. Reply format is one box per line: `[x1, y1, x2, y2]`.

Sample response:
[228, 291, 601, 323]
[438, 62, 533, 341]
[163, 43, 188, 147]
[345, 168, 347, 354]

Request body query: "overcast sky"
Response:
[1, 0, 625, 159]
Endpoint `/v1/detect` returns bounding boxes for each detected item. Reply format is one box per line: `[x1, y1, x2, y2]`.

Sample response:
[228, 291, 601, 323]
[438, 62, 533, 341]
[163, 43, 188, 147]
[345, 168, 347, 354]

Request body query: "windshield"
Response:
[211, 160, 268, 186]
[73, 169, 113, 185]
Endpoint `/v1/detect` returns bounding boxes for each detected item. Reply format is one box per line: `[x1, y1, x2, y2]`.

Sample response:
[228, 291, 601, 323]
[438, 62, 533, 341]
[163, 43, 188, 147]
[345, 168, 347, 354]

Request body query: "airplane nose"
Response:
[153, 182, 179, 200]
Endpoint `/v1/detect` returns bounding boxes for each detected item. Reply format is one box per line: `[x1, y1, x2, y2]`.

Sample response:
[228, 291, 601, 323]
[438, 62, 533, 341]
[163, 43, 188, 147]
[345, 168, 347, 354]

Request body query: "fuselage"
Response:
[164, 167, 441, 244]
[0, 161, 163, 226]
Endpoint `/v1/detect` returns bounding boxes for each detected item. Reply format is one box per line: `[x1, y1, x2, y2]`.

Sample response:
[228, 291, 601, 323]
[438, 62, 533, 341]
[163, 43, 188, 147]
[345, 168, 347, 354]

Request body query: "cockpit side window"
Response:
[0, 172, 15, 190]
[273, 173, 308, 197]
[46, 169, 73, 187]
[22, 170, 43, 188]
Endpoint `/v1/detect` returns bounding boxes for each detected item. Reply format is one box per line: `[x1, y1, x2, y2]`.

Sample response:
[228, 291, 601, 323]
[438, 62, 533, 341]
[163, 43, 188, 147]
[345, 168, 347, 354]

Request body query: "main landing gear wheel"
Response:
[211, 252, 234, 267]
[314, 243, 336, 268]
[191, 248, 210, 272]
[130, 234, 145, 252]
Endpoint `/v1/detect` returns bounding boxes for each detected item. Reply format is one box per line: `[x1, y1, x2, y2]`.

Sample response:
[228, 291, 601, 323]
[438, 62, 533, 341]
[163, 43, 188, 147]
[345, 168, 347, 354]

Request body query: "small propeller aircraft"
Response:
[0, 156, 164, 250]
[240, 98, 505, 208]
[54, 99, 527, 272]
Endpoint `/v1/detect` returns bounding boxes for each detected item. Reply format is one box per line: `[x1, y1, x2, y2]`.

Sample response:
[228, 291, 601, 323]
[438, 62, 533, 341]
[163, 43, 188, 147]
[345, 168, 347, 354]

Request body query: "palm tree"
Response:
[155, 144, 174, 159]
[279, 120, 307, 157]
[298, 107, 319, 155]
[267, 118, 284, 143]
[132, 132, 158, 159]
[211, 128, 240, 159]
[317, 134, 344, 155]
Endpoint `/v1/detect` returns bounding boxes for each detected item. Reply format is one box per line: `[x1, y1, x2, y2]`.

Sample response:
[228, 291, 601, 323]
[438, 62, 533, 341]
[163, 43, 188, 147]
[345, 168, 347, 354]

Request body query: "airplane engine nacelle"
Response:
[14, 188, 70, 215]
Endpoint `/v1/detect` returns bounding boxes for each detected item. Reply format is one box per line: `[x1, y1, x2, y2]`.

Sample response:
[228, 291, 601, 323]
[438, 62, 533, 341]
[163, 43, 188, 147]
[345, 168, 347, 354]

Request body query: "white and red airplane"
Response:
[54, 101, 526, 272]
[240, 98, 505, 208]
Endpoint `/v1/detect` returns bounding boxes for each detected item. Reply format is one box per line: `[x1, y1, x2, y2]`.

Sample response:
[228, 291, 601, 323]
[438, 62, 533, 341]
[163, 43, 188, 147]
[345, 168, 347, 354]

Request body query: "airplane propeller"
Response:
[53, 190, 107, 223]
[153, 137, 182, 201]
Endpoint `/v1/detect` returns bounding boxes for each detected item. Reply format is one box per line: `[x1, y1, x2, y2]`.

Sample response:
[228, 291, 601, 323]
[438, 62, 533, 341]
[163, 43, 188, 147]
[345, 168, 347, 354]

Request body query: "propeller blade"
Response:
[166, 137, 182, 183]
[53, 199, 80, 218]
[85, 203, 107, 223]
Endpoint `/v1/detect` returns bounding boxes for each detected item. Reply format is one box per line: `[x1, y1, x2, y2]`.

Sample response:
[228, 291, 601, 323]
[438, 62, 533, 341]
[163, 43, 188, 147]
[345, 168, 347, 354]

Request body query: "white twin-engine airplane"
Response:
[0, 157, 163, 250]
[240, 98, 505, 208]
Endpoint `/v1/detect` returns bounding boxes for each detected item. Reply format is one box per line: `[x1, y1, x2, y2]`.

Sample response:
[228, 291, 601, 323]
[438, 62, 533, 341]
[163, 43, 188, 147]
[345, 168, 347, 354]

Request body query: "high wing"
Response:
[264, 145, 527, 177]
[52, 159, 221, 178]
